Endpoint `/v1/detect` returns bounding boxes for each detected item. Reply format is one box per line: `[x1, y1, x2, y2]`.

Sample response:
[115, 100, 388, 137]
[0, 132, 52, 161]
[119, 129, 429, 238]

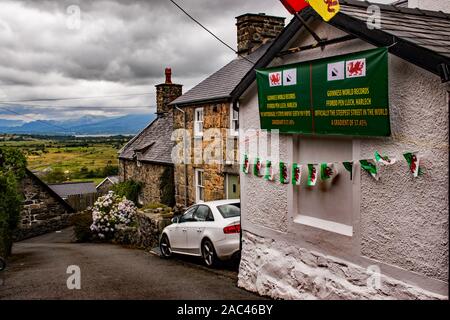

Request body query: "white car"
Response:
[159, 200, 241, 267]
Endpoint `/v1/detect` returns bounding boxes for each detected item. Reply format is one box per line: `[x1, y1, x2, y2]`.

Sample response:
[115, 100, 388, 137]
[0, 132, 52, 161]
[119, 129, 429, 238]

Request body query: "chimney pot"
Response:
[165, 67, 172, 84]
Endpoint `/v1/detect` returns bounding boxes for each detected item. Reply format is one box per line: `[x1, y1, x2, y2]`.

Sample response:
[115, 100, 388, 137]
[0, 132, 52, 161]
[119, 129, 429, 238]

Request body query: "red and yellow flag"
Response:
[308, 0, 340, 22]
[279, 0, 340, 21]
[279, 0, 310, 14]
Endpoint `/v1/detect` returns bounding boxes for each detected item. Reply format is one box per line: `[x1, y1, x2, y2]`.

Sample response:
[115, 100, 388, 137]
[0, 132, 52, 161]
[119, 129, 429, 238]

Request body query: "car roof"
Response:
[197, 199, 240, 207]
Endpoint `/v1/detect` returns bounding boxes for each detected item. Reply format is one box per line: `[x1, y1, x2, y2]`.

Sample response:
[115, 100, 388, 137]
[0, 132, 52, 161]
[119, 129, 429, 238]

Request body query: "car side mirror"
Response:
[171, 216, 180, 224]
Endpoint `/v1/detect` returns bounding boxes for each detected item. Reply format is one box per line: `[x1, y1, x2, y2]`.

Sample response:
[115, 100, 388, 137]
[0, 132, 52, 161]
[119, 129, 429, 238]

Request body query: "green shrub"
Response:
[112, 180, 143, 205]
[71, 211, 94, 243]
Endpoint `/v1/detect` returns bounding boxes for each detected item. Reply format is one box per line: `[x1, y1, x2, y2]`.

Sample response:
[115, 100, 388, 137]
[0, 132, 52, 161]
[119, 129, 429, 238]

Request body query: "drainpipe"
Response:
[175, 105, 188, 209]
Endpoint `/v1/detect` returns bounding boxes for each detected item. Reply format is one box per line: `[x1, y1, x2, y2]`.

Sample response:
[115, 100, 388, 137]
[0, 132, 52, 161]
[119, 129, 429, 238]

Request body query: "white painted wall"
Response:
[408, 0, 450, 13]
[238, 20, 449, 298]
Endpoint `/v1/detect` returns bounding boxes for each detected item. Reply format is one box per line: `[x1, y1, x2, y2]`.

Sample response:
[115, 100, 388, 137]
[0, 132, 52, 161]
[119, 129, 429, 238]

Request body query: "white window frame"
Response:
[195, 169, 205, 203]
[194, 107, 204, 137]
[230, 103, 239, 136]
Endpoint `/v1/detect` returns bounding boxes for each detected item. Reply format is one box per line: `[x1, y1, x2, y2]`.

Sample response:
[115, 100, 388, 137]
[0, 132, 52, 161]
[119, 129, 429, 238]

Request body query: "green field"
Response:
[0, 134, 131, 185]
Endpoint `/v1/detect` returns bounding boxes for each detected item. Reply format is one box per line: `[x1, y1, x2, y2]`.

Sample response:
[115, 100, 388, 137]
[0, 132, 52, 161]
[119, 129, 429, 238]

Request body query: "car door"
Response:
[170, 206, 197, 252]
[186, 205, 213, 255]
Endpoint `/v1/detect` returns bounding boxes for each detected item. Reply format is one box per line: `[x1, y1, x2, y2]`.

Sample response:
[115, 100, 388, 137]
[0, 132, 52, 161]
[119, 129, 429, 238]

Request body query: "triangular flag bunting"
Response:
[374, 151, 397, 166]
[280, 162, 290, 184]
[242, 154, 249, 174]
[307, 164, 319, 186]
[343, 162, 353, 180]
[254, 157, 263, 177]
[403, 152, 423, 177]
[320, 163, 339, 181]
[292, 163, 302, 185]
[307, 0, 340, 22]
[264, 160, 275, 181]
[360, 160, 379, 180]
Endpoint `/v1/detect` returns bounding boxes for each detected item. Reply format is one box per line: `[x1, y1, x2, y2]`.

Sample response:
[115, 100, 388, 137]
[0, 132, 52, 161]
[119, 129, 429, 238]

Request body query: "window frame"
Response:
[195, 168, 205, 203]
[229, 103, 239, 136]
[194, 107, 204, 138]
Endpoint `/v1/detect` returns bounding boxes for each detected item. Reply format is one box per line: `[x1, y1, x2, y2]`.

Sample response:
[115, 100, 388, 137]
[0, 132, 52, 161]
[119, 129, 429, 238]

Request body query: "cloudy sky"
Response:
[0, 0, 393, 122]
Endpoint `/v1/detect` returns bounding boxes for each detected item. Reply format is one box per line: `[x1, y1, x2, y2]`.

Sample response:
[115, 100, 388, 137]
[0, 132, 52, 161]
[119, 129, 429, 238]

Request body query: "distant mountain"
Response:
[0, 119, 24, 127]
[0, 114, 156, 135]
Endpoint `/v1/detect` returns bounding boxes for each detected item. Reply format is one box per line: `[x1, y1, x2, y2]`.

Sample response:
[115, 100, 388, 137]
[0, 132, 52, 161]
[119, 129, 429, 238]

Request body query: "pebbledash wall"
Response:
[238, 22, 449, 299]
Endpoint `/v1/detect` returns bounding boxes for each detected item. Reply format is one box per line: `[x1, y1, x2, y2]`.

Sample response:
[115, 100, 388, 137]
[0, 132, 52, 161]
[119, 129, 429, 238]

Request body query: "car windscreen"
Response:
[217, 203, 240, 218]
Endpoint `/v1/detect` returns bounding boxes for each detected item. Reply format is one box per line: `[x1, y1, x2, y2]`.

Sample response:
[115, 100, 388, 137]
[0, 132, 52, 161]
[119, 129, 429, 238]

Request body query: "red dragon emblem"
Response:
[294, 168, 300, 182]
[282, 164, 288, 181]
[270, 73, 281, 86]
[324, 0, 339, 13]
[311, 167, 316, 181]
[410, 155, 417, 173]
[347, 61, 365, 76]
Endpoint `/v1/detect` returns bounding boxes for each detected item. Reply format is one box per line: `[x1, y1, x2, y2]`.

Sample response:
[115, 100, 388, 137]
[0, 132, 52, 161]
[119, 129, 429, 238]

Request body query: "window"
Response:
[230, 104, 239, 136]
[217, 203, 240, 219]
[194, 205, 213, 221]
[195, 169, 204, 203]
[179, 206, 197, 223]
[194, 108, 204, 137]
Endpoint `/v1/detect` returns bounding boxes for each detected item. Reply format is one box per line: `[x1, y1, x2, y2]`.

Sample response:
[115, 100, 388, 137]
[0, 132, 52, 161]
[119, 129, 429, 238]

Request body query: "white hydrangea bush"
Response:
[90, 191, 136, 239]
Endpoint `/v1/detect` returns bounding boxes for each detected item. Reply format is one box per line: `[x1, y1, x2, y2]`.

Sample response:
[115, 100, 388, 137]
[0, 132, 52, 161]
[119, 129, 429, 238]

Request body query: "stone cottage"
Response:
[235, 0, 449, 299]
[96, 176, 119, 196]
[118, 69, 182, 207]
[169, 13, 286, 207]
[16, 169, 75, 240]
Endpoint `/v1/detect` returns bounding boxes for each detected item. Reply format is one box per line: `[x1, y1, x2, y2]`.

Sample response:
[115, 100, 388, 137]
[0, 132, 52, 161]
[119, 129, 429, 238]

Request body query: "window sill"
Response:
[293, 215, 353, 237]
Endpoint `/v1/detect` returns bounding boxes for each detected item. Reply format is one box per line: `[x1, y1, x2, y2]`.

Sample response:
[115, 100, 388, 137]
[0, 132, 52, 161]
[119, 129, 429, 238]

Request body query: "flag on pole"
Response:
[374, 151, 397, 166]
[264, 160, 275, 181]
[308, 0, 340, 22]
[254, 157, 263, 177]
[403, 152, 422, 177]
[292, 163, 302, 185]
[307, 164, 318, 186]
[320, 163, 339, 181]
[242, 154, 249, 174]
[280, 162, 289, 184]
[279, 0, 309, 14]
[343, 162, 353, 180]
[360, 160, 378, 180]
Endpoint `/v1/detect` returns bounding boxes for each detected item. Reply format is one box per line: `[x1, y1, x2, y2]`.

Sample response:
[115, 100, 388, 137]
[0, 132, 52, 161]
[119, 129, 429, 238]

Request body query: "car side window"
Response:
[194, 205, 213, 222]
[179, 206, 197, 223]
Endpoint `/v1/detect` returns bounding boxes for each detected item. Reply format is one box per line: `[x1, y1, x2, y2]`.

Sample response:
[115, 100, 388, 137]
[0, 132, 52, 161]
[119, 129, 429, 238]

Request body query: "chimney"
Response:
[155, 68, 182, 115]
[236, 13, 285, 56]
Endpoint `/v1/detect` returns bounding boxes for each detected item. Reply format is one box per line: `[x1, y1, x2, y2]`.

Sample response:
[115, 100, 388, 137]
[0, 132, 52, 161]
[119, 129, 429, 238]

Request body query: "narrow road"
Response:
[0, 229, 264, 300]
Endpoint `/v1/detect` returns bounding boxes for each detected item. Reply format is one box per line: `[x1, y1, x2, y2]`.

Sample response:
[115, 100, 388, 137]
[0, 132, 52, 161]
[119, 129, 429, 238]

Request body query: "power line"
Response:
[0, 92, 155, 104]
[168, 0, 256, 65]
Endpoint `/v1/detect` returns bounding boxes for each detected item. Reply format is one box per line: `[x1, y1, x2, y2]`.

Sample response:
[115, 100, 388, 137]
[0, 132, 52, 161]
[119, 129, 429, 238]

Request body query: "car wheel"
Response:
[201, 239, 217, 267]
[160, 234, 172, 258]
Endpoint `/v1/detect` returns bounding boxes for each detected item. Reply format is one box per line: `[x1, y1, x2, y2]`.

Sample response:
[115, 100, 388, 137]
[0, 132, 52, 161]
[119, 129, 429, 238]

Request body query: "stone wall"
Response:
[15, 171, 75, 241]
[238, 231, 447, 300]
[119, 159, 174, 206]
[114, 207, 175, 250]
[173, 102, 240, 206]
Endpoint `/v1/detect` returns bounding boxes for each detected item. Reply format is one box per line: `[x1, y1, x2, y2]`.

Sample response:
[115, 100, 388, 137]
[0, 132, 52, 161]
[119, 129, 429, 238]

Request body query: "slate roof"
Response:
[170, 43, 272, 106]
[118, 113, 174, 165]
[96, 176, 119, 189]
[49, 181, 97, 198]
[338, 0, 450, 59]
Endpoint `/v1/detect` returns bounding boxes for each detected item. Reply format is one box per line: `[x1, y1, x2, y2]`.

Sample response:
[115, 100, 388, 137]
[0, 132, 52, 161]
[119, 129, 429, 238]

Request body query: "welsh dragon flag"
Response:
[403, 152, 422, 177]
[360, 160, 378, 181]
[374, 151, 397, 166]
[280, 162, 289, 184]
[242, 154, 249, 174]
[292, 163, 302, 185]
[320, 163, 339, 181]
[254, 157, 263, 177]
[307, 164, 318, 186]
[264, 160, 275, 181]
